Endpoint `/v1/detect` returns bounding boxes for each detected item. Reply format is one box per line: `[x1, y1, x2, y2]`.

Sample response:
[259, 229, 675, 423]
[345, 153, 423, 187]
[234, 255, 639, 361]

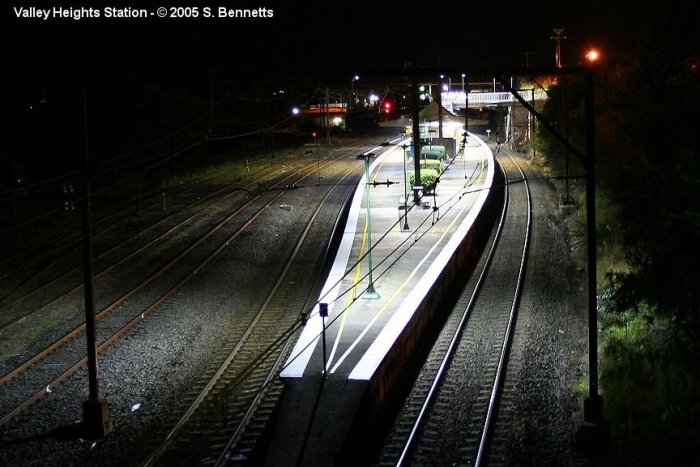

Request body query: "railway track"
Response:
[0, 143, 377, 428]
[141, 163, 360, 467]
[0, 155, 233, 302]
[377, 150, 532, 466]
[0, 146, 314, 328]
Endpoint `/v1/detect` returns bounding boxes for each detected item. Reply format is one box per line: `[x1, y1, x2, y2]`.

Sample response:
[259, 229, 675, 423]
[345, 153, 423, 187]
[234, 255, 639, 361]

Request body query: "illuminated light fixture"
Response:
[291, 107, 300, 115]
[442, 84, 449, 91]
[585, 48, 601, 63]
[369, 94, 379, 103]
[332, 116, 343, 126]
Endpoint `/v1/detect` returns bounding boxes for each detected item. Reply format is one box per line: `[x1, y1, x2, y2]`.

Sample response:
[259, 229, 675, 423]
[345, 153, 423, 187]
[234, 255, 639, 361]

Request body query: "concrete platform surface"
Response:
[265, 135, 495, 466]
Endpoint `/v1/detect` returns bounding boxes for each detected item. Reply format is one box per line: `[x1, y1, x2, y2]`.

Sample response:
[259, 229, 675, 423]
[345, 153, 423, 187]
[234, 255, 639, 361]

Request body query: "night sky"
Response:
[3, 0, 644, 82]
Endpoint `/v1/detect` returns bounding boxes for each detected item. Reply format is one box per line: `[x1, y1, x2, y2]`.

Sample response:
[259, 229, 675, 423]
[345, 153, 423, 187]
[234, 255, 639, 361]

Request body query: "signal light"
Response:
[383, 101, 392, 114]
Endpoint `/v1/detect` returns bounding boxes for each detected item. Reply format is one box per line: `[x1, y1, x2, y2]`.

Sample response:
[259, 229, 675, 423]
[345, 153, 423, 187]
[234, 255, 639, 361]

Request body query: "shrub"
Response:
[599, 298, 700, 466]
[420, 159, 444, 174]
[408, 169, 439, 194]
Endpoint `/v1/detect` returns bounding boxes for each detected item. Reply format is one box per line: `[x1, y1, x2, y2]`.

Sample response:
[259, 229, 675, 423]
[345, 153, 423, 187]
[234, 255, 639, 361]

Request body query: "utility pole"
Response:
[326, 87, 331, 145]
[465, 77, 469, 135]
[551, 27, 567, 68]
[562, 75, 572, 204]
[411, 76, 422, 204]
[436, 76, 443, 138]
[531, 87, 536, 161]
[79, 87, 111, 439]
[584, 74, 602, 423]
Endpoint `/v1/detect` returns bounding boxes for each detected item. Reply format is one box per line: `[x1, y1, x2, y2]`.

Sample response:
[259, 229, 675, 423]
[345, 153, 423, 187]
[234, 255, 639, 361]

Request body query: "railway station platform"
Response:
[263, 134, 497, 466]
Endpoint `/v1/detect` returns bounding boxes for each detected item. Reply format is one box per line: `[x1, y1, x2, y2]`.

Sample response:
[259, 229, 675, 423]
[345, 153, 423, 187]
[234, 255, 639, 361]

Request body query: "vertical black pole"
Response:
[80, 87, 111, 438]
[320, 303, 328, 376]
[531, 88, 536, 161]
[326, 87, 331, 145]
[562, 76, 571, 204]
[464, 79, 470, 178]
[319, 90, 323, 144]
[436, 78, 443, 139]
[584, 74, 602, 423]
[411, 77, 422, 203]
[465, 79, 469, 135]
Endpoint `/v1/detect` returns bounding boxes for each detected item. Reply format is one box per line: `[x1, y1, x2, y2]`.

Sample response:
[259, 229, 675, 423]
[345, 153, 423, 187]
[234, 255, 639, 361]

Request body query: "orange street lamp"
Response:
[585, 48, 601, 63]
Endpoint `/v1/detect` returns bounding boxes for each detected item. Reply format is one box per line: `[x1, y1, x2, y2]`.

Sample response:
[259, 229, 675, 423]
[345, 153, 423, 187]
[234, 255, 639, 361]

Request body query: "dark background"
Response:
[2, 0, 642, 81]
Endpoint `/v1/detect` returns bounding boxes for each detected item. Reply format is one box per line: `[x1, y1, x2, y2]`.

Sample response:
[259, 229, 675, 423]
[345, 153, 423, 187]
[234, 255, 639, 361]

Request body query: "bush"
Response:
[408, 169, 439, 194]
[419, 159, 444, 174]
[600, 297, 700, 466]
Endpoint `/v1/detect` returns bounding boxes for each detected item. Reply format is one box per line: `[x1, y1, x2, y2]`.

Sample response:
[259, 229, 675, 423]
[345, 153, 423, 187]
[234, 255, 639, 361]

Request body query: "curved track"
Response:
[378, 151, 532, 466]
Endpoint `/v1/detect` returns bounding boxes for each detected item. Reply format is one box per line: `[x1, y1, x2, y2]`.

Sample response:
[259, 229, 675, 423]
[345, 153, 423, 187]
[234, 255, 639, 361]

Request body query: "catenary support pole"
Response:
[80, 87, 111, 439]
[584, 73, 602, 423]
[411, 76, 422, 203]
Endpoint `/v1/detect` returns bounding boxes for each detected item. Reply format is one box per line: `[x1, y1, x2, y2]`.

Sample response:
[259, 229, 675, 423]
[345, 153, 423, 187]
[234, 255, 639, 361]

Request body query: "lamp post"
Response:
[361, 153, 380, 299]
[462, 132, 469, 179]
[440, 74, 452, 90]
[380, 142, 411, 231]
[351, 75, 359, 110]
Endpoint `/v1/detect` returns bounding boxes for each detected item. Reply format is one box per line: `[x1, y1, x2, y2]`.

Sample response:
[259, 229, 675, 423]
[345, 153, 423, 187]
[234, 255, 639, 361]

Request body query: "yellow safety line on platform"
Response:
[329, 149, 488, 375]
[326, 151, 394, 371]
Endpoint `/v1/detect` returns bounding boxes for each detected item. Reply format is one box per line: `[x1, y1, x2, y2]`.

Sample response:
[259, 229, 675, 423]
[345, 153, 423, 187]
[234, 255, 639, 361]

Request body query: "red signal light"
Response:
[383, 101, 393, 114]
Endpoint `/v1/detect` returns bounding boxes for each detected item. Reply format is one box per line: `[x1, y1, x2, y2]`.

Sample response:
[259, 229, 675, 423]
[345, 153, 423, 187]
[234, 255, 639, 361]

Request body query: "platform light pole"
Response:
[362, 153, 380, 299]
[379, 142, 411, 231]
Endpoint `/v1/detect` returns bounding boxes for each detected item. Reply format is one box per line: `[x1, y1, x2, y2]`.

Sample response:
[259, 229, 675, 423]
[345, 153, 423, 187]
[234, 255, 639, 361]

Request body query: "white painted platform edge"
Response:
[280, 140, 405, 377]
[348, 136, 494, 380]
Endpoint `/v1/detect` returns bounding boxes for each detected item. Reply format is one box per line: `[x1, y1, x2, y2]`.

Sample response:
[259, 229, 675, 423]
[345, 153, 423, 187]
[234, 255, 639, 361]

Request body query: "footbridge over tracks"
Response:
[443, 88, 548, 112]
